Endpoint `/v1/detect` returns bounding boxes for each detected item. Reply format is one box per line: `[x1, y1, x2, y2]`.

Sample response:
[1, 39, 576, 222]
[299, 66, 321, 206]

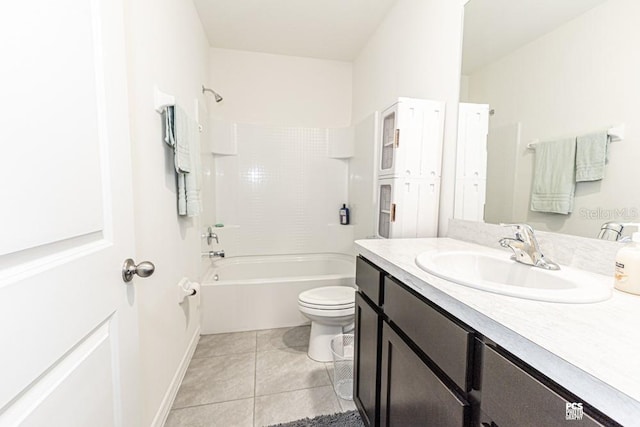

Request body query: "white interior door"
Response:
[0, 0, 140, 425]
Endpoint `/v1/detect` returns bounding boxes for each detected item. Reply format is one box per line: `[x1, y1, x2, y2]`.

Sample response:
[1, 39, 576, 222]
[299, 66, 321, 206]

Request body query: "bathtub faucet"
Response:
[201, 226, 219, 245]
[202, 250, 225, 258]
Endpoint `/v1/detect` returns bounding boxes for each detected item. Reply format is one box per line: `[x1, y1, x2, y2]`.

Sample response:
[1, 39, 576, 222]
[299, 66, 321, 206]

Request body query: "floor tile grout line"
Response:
[254, 383, 344, 399]
[191, 349, 258, 359]
[171, 395, 255, 411]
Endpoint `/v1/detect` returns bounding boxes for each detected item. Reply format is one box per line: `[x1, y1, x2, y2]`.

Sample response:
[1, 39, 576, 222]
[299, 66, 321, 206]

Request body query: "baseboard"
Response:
[151, 326, 200, 427]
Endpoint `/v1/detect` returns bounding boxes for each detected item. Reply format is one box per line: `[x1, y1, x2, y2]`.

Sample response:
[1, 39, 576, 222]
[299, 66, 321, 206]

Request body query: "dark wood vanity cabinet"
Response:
[354, 255, 620, 427]
[354, 256, 473, 427]
[354, 256, 385, 427]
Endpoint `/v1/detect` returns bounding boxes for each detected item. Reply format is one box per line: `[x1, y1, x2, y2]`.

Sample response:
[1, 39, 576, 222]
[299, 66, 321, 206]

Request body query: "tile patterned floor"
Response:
[165, 325, 356, 427]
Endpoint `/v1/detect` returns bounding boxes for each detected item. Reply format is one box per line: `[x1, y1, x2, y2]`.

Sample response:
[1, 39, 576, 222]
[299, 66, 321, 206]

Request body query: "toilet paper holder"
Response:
[178, 277, 200, 304]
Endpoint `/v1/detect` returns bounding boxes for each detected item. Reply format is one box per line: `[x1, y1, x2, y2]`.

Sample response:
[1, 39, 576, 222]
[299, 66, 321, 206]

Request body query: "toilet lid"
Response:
[298, 286, 355, 306]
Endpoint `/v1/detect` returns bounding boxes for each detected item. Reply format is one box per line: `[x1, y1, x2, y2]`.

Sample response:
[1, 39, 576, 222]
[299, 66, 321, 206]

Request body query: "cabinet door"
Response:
[380, 323, 469, 427]
[354, 292, 383, 427]
[379, 105, 398, 176]
[384, 277, 473, 392]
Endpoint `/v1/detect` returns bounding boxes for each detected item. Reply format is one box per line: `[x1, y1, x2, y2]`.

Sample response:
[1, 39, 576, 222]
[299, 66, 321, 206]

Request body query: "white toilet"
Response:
[298, 286, 356, 362]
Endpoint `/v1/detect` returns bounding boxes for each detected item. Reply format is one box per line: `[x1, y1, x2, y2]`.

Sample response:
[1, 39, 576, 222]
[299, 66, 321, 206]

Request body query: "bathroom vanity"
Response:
[353, 238, 640, 426]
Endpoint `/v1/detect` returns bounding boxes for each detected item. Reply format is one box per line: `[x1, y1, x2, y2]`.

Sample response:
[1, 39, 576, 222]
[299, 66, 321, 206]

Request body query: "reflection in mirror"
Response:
[457, 0, 640, 239]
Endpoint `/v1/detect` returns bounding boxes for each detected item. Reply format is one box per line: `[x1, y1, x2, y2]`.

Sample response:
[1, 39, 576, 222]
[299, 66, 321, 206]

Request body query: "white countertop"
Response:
[355, 237, 640, 426]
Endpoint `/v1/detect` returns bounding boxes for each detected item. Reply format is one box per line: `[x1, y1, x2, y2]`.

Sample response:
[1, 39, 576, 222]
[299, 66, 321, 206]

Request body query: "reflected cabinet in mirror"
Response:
[456, 0, 640, 239]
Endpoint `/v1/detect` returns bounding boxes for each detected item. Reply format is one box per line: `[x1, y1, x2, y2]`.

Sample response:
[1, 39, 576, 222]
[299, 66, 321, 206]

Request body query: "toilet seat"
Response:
[298, 300, 354, 310]
[298, 305, 354, 318]
[298, 286, 355, 307]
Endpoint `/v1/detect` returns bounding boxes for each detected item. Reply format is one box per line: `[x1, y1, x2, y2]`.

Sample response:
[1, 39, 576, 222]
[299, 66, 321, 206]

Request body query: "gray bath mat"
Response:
[268, 410, 364, 427]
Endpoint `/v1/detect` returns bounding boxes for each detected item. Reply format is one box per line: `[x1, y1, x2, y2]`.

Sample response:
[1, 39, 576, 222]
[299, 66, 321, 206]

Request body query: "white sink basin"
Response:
[415, 250, 612, 303]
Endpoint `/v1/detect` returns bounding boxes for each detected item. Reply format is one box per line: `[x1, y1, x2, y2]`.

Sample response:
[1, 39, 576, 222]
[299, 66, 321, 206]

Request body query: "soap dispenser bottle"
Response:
[614, 232, 640, 295]
[339, 204, 350, 225]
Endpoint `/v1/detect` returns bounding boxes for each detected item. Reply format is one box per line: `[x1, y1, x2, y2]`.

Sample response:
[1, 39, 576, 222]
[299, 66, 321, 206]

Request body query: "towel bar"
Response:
[527, 124, 625, 150]
[154, 85, 175, 113]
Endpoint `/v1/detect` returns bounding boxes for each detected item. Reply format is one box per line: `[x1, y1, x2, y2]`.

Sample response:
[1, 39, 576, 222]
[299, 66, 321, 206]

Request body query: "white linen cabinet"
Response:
[376, 98, 445, 239]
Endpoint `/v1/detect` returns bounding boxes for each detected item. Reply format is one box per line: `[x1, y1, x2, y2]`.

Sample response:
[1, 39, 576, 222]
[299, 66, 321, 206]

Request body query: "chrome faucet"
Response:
[201, 226, 219, 245]
[499, 223, 560, 270]
[202, 250, 225, 258]
[597, 222, 640, 242]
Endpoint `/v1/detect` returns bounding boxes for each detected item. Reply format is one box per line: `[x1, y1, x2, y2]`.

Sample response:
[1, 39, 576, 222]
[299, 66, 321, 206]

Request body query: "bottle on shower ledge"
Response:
[339, 204, 350, 225]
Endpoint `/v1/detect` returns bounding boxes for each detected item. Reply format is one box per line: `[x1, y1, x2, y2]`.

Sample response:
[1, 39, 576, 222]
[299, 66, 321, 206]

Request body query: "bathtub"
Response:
[200, 253, 356, 334]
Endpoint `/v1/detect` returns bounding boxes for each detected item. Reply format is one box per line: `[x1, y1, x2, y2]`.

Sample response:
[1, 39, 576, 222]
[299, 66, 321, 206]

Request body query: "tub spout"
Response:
[202, 250, 225, 258]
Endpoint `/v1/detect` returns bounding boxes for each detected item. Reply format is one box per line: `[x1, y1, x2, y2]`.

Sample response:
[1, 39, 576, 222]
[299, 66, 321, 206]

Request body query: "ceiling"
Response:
[462, 0, 608, 74]
[193, 0, 398, 61]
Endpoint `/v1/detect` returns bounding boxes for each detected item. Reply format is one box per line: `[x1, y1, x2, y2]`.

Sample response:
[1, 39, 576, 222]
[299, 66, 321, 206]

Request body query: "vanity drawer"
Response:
[356, 256, 385, 306]
[481, 344, 606, 427]
[384, 276, 473, 392]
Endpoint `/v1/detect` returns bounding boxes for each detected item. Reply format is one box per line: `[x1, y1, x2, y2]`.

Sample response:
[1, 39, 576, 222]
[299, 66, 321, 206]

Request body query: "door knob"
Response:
[122, 258, 155, 283]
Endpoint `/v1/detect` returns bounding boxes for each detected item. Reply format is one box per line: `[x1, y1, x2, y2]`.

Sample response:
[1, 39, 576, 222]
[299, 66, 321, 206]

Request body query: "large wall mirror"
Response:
[458, 0, 640, 239]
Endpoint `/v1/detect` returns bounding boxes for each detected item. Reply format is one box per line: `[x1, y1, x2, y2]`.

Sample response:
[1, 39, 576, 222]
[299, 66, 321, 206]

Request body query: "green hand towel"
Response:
[576, 130, 609, 182]
[530, 138, 576, 215]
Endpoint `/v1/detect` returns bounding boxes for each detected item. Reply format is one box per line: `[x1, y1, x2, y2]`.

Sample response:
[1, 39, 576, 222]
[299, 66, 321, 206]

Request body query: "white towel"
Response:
[164, 104, 199, 216]
[185, 115, 201, 217]
[530, 138, 576, 214]
[576, 130, 609, 182]
[164, 106, 175, 148]
[173, 106, 191, 173]
[177, 173, 187, 215]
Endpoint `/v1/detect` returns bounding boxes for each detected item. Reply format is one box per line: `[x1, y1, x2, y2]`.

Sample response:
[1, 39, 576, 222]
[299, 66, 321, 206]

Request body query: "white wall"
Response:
[209, 48, 352, 127]
[351, 0, 467, 237]
[123, 0, 209, 424]
[204, 49, 354, 256]
[467, 0, 640, 237]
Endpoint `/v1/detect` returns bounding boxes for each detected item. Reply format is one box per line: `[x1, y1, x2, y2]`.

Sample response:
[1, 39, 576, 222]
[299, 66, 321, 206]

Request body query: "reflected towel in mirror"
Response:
[530, 138, 576, 215]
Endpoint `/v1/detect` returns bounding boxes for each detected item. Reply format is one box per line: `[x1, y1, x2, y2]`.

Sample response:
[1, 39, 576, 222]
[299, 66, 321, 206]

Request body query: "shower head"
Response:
[202, 85, 223, 103]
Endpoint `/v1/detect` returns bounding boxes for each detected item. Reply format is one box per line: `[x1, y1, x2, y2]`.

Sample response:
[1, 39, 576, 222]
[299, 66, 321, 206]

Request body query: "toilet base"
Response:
[307, 322, 347, 362]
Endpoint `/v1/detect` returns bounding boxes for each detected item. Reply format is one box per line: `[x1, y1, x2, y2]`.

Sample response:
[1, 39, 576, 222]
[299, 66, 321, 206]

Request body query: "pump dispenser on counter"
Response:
[339, 204, 350, 225]
[614, 232, 640, 295]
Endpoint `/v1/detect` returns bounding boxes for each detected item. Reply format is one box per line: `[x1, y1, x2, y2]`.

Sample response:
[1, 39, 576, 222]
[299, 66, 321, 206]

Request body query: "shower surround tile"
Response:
[214, 122, 352, 257]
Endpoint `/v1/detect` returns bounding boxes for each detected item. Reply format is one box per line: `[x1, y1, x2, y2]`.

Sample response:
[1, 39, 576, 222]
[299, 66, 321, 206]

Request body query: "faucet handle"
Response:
[499, 223, 530, 230]
[499, 223, 534, 234]
[499, 223, 536, 242]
